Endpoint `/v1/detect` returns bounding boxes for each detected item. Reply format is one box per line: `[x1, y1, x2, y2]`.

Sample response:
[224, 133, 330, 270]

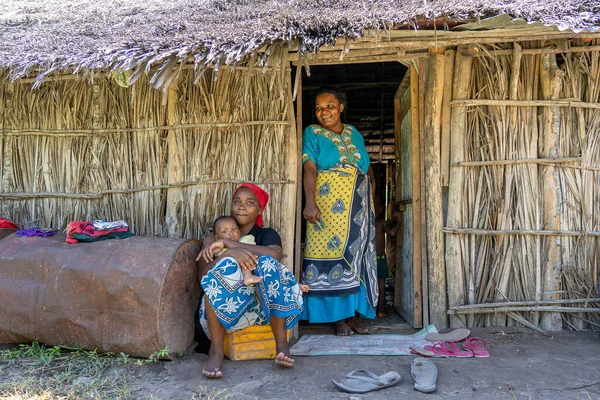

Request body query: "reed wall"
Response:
[0, 66, 297, 267]
[446, 40, 600, 329]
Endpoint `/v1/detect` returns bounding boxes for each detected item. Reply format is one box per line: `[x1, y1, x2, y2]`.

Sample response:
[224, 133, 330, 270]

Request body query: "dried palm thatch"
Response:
[447, 39, 600, 329]
[0, 60, 295, 245]
[0, 0, 598, 88]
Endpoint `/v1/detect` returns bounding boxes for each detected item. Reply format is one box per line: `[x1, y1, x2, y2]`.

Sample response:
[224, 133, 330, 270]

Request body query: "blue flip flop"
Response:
[411, 357, 438, 393]
[333, 369, 402, 393]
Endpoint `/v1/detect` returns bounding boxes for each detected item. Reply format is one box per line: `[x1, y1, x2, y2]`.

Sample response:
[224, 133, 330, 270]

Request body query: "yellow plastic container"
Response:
[222, 325, 289, 361]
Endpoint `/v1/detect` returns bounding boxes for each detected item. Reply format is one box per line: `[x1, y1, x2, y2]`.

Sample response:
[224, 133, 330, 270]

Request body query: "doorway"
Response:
[293, 62, 424, 329]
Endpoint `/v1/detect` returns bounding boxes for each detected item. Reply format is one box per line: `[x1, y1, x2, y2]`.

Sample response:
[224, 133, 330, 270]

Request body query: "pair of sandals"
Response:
[412, 337, 489, 358]
[332, 359, 438, 394]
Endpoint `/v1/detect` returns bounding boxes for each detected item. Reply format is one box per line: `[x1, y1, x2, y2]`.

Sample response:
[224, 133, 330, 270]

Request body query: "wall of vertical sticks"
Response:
[0, 66, 297, 268]
[445, 40, 600, 330]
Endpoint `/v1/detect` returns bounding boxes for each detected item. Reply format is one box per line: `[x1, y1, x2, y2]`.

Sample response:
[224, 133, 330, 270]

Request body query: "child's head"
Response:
[212, 216, 241, 241]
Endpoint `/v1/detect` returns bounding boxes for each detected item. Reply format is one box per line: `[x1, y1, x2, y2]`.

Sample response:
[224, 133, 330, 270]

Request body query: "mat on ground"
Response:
[290, 325, 438, 356]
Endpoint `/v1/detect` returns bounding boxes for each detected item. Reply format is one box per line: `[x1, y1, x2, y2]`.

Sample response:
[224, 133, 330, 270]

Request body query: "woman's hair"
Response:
[315, 86, 347, 110]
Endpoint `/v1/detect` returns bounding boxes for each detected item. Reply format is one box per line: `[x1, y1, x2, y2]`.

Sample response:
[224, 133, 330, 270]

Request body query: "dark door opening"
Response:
[293, 62, 414, 332]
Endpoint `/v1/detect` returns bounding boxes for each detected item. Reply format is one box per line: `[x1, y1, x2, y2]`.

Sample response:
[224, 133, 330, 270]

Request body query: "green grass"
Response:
[0, 342, 170, 399]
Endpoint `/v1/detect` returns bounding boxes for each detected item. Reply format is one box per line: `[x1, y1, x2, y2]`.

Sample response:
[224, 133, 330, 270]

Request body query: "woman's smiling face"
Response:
[315, 93, 344, 132]
[232, 188, 261, 227]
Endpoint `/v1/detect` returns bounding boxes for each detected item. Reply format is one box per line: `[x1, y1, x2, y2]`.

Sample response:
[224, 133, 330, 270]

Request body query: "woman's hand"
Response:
[225, 247, 259, 271]
[303, 201, 321, 225]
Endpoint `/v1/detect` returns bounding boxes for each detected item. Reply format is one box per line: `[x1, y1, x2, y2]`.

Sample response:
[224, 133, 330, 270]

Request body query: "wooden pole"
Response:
[418, 58, 429, 327]
[294, 68, 303, 283]
[424, 48, 448, 329]
[445, 46, 473, 327]
[449, 297, 600, 311]
[440, 50, 455, 187]
[410, 65, 424, 328]
[1, 84, 13, 196]
[166, 78, 183, 238]
[539, 52, 564, 331]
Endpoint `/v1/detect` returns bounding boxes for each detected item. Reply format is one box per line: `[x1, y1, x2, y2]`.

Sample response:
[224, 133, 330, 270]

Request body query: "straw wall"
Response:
[0, 65, 297, 267]
[445, 40, 600, 329]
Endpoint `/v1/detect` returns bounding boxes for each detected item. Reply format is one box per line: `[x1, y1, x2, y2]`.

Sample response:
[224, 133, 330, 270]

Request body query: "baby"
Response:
[209, 215, 309, 292]
[211, 215, 263, 285]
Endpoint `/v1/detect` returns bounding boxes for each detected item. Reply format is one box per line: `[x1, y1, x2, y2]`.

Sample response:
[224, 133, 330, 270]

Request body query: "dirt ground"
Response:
[129, 324, 600, 400]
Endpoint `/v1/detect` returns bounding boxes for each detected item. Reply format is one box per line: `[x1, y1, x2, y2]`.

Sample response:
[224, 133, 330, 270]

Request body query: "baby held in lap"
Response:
[211, 215, 263, 285]
[210, 215, 310, 291]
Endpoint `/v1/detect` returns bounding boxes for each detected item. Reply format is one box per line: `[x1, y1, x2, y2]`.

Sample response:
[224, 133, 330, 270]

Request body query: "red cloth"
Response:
[0, 218, 17, 229]
[66, 221, 130, 244]
[232, 183, 269, 227]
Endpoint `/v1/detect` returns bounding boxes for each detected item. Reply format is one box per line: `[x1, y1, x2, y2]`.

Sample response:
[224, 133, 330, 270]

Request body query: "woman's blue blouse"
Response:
[302, 124, 371, 173]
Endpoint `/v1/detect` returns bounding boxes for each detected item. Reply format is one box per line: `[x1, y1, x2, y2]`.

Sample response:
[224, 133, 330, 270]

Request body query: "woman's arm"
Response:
[303, 160, 321, 224]
[222, 239, 282, 262]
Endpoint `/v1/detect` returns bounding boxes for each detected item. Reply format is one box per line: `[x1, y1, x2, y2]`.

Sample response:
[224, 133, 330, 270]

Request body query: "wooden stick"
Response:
[449, 298, 600, 311]
[445, 46, 473, 328]
[0, 179, 294, 200]
[452, 157, 582, 167]
[166, 78, 183, 238]
[443, 227, 600, 237]
[462, 44, 600, 57]
[418, 58, 429, 328]
[450, 306, 600, 314]
[424, 49, 448, 329]
[1, 120, 292, 136]
[451, 99, 600, 109]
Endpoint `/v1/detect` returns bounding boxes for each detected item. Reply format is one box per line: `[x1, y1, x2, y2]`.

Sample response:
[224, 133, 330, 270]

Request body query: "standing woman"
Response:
[301, 86, 378, 336]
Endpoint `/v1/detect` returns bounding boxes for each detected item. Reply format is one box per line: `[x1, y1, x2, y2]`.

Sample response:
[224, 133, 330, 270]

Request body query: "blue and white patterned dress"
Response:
[199, 228, 303, 337]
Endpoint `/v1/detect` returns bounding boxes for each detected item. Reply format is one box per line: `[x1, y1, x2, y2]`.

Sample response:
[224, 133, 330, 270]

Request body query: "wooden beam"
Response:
[451, 99, 600, 109]
[539, 52, 564, 331]
[410, 65, 424, 328]
[445, 46, 473, 328]
[418, 58, 428, 328]
[424, 48, 448, 329]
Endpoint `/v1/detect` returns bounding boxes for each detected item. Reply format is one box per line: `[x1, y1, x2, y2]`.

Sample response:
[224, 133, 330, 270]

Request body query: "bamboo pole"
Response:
[462, 44, 600, 57]
[440, 50, 455, 187]
[539, 52, 565, 331]
[294, 67, 303, 282]
[424, 49, 448, 329]
[445, 46, 473, 327]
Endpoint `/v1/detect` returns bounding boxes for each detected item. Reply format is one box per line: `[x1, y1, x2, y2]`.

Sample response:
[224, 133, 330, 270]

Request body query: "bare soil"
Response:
[131, 326, 600, 400]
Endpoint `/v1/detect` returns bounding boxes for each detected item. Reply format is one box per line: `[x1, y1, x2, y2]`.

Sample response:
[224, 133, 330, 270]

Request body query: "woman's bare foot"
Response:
[202, 347, 224, 379]
[241, 270, 263, 285]
[333, 320, 354, 336]
[274, 342, 294, 368]
[347, 316, 370, 334]
[377, 311, 391, 318]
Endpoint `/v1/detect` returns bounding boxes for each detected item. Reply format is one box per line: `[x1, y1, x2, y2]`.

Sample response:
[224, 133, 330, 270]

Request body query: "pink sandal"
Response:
[463, 337, 489, 358]
[424, 341, 473, 358]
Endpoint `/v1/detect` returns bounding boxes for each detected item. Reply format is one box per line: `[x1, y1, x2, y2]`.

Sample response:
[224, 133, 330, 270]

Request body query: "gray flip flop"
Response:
[411, 357, 438, 393]
[332, 369, 402, 393]
[425, 328, 470, 342]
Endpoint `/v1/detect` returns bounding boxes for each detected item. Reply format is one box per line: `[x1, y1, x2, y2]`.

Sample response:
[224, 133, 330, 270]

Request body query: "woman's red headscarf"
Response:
[232, 183, 269, 227]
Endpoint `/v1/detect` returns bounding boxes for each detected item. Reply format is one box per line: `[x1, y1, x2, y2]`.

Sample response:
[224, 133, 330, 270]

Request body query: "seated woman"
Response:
[196, 183, 303, 379]
[300, 86, 378, 336]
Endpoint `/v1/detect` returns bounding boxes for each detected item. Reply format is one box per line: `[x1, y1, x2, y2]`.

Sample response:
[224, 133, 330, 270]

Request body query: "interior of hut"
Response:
[294, 62, 410, 331]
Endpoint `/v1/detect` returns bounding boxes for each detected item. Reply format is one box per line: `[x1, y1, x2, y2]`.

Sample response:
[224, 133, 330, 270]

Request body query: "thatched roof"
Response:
[1, 0, 599, 85]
